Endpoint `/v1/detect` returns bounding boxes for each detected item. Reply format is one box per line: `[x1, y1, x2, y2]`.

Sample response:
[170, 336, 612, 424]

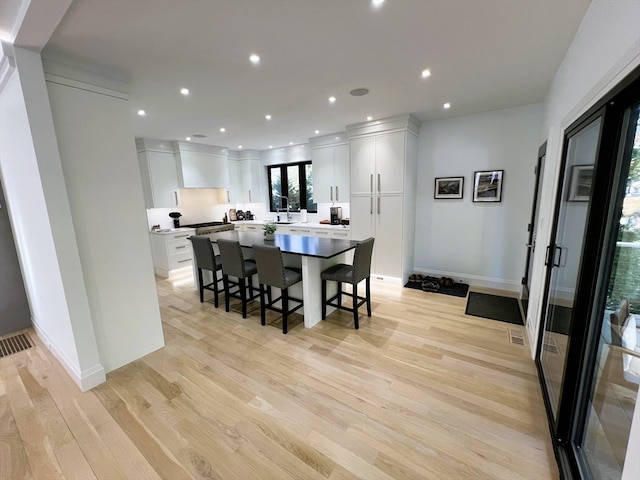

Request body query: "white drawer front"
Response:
[169, 251, 193, 269]
[331, 230, 351, 239]
[168, 242, 191, 255]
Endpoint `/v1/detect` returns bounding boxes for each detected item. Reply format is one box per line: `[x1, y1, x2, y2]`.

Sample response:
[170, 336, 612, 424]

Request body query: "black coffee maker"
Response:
[330, 206, 342, 225]
[169, 211, 182, 228]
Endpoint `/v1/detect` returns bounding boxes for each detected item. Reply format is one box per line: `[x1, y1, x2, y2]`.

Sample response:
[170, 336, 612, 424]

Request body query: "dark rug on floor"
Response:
[548, 304, 572, 335]
[465, 292, 523, 325]
[404, 277, 469, 298]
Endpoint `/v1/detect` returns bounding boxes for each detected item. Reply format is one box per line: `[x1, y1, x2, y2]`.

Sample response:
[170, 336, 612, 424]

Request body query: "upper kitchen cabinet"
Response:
[136, 138, 180, 208]
[310, 134, 349, 204]
[174, 141, 230, 189]
[226, 149, 264, 204]
[347, 115, 419, 281]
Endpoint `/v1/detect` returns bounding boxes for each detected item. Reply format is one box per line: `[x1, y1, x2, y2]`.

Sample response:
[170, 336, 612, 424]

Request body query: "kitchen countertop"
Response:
[232, 220, 349, 230]
[149, 227, 196, 235]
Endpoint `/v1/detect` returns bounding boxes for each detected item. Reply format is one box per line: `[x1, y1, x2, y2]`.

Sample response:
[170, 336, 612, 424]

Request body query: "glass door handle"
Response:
[545, 245, 552, 266]
[553, 246, 563, 267]
[526, 243, 534, 248]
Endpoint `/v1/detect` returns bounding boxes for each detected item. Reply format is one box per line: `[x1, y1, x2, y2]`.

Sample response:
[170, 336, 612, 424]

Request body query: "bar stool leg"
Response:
[198, 269, 204, 303]
[336, 281, 342, 307]
[282, 288, 289, 334]
[353, 282, 359, 329]
[213, 270, 219, 308]
[223, 274, 231, 312]
[366, 277, 371, 317]
[259, 284, 266, 326]
[240, 278, 247, 318]
[321, 279, 327, 320]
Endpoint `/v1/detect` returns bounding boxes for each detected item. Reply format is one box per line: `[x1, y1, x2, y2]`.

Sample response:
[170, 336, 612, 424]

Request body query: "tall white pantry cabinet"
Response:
[347, 115, 418, 282]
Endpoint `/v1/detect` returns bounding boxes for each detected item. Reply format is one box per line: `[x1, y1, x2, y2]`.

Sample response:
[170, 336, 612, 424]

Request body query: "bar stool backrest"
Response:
[217, 239, 247, 277]
[253, 244, 287, 289]
[189, 236, 217, 271]
[353, 237, 375, 283]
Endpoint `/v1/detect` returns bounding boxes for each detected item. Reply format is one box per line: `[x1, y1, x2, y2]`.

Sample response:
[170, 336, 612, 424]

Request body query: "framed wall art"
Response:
[567, 164, 593, 201]
[473, 170, 504, 202]
[434, 176, 464, 199]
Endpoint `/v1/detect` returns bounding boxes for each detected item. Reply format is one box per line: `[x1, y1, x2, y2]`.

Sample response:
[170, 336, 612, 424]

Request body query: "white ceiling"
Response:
[39, 0, 590, 151]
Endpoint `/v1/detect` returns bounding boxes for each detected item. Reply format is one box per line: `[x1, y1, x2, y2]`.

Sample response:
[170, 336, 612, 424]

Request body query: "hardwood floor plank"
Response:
[0, 277, 558, 479]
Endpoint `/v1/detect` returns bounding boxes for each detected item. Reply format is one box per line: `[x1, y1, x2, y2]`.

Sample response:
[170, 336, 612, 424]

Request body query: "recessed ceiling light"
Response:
[314, 130, 320, 135]
[180, 87, 190, 95]
[421, 69, 431, 79]
[366, 116, 373, 121]
[443, 102, 451, 109]
[289, 142, 293, 145]
[137, 109, 146, 116]
[186, 136, 191, 141]
[249, 53, 260, 64]
[265, 114, 272, 120]
[220, 127, 226, 132]
[238, 145, 243, 149]
[335, 136, 340, 140]
[329, 96, 336, 103]
[350, 87, 369, 96]
[269, 145, 273, 149]
[372, 0, 385, 8]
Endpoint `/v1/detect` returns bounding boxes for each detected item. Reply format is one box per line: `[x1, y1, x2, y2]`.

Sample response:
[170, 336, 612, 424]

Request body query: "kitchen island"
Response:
[207, 230, 358, 328]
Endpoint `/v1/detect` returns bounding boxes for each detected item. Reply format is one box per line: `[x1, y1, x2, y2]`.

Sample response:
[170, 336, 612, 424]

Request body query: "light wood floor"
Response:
[1, 276, 559, 479]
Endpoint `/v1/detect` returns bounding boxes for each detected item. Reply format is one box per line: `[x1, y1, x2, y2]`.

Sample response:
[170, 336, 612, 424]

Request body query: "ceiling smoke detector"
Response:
[350, 88, 369, 97]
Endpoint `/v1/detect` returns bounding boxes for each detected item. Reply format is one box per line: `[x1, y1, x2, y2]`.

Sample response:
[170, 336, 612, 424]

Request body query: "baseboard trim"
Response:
[414, 268, 521, 293]
[32, 317, 106, 392]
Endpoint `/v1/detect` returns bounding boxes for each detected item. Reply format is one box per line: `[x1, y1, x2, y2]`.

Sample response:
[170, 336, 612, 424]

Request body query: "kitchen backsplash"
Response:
[145, 201, 350, 230]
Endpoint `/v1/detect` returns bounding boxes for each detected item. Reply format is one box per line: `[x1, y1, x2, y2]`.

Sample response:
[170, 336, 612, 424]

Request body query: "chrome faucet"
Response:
[278, 196, 291, 221]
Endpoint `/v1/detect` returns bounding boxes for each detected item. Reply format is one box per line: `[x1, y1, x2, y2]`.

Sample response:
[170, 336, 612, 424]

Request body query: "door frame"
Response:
[520, 142, 546, 319]
[536, 64, 640, 479]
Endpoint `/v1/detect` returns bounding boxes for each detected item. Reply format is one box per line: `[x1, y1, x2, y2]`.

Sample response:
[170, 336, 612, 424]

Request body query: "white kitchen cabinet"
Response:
[348, 115, 419, 281]
[175, 141, 229, 189]
[149, 228, 196, 277]
[226, 150, 264, 204]
[311, 135, 350, 203]
[136, 138, 180, 208]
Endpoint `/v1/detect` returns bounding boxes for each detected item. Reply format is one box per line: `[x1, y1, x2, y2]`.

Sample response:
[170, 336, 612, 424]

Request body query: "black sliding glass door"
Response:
[539, 115, 603, 420]
[537, 66, 640, 479]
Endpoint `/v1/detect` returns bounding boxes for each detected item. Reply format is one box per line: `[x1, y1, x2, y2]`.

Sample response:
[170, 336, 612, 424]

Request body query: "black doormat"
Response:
[465, 292, 523, 325]
[404, 277, 469, 298]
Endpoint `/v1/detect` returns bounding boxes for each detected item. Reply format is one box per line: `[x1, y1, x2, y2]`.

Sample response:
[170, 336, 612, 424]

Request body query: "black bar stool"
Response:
[252, 244, 303, 334]
[217, 239, 259, 318]
[320, 237, 375, 329]
[188, 236, 223, 307]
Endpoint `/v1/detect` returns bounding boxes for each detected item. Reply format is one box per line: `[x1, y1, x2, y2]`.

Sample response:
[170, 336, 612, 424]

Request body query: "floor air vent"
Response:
[508, 328, 526, 346]
[0, 333, 33, 358]
[543, 340, 560, 355]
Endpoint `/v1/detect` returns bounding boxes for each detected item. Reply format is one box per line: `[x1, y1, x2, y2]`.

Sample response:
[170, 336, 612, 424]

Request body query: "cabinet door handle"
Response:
[370, 174, 373, 194]
[370, 196, 373, 215]
[175, 234, 189, 239]
[378, 173, 381, 193]
[178, 259, 191, 264]
[249, 190, 252, 202]
[377, 196, 381, 214]
[173, 191, 178, 206]
[227, 190, 230, 203]
[336, 186, 339, 202]
[330, 186, 333, 202]
[176, 245, 187, 249]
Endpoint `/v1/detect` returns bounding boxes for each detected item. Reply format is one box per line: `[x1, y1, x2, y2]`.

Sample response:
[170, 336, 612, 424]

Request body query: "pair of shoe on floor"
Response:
[438, 277, 455, 287]
[409, 274, 455, 287]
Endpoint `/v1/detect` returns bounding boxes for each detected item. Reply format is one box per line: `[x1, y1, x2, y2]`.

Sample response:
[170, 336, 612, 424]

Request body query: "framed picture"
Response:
[434, 176, 464, 199]
[473, 170, 504, 202]
[568, 165, 593, 201]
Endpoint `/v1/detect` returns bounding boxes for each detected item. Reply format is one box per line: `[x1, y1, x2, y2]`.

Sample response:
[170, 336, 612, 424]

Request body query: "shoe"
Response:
[444, 278, 455, 287]
[438, 277, 447, 286]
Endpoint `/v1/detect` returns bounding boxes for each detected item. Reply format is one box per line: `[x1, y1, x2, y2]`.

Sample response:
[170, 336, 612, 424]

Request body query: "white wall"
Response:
[0, 46, 104, 390]
[414, 104, 543, 290]
[45, 64, 165, 374]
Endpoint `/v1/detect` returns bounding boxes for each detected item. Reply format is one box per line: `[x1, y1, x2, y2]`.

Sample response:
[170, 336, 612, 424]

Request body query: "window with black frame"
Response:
[267, 161, 317, 213]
